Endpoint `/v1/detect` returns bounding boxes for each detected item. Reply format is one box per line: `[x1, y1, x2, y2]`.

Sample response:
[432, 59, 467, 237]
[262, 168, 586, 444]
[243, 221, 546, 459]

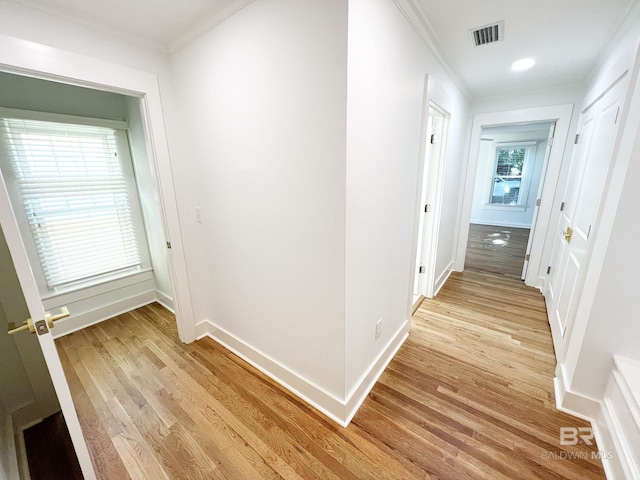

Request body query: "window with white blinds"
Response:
[1, 117, 142, 289]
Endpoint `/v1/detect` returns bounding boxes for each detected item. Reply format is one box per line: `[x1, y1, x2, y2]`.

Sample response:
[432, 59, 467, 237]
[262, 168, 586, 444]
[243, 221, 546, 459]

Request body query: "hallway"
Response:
[56, 274, 604, 479]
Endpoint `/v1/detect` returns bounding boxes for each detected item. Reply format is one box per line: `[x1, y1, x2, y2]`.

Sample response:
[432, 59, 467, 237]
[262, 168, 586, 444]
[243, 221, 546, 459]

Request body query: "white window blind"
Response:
[1, 118, 142, 289]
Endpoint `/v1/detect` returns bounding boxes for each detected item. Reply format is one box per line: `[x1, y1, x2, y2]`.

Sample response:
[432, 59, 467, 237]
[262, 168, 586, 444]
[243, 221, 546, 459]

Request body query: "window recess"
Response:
[487, 141, 537, 207]
[0, 111, 151, 294]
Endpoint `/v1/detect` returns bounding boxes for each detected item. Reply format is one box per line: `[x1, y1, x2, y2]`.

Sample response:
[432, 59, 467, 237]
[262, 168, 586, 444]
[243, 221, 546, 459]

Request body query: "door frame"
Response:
[0, 32, 195, 479]
[0, 33, 195, 343]
[455, 104, 574, 288]
[413, 102, 449, 299]
[521, 122, 556, 280]
[408, 76, 454, 310]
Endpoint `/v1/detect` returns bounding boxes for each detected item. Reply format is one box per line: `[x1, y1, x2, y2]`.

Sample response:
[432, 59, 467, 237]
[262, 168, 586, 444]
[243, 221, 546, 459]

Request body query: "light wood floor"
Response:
[57, 278, 604, 479]
[465, 223, 530, 278]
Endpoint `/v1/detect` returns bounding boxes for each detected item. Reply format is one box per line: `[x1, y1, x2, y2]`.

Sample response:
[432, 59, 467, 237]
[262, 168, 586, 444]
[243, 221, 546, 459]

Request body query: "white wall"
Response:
[172, 0, 470, 420]
[470, 126, 550, 228]
[171, 0, 348, 399]
[0, 0, 468, 424]
[345, 0, 469, 395]
[125, 96, 174, 308]
[433, 90, 469, 284]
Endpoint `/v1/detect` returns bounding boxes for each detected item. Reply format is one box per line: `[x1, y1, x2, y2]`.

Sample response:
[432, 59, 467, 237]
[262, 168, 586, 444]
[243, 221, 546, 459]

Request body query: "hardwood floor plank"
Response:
[57, 271, 605, 480]
[465, 223, 530, 278]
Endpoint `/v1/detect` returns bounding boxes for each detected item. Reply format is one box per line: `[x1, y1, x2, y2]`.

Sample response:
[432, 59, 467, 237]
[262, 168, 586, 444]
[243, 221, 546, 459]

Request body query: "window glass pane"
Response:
[490, 147, 526, 205]
[1, 118, 142, 288]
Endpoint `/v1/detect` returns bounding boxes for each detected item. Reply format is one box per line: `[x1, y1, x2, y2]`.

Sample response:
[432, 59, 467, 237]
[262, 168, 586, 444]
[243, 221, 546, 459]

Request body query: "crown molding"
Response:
[168, 0, 256, 53]
[393, 0, 471, 99]
[3, 0, 169, 54]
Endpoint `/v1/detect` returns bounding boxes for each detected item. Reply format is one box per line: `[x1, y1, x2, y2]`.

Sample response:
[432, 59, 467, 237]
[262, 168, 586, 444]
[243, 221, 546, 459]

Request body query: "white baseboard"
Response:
[343, 320, 410, 425]
[155, 290, 174, 313]
[433, 260, 454, 297]
[554, 359, 640, 480]
[52, 290, 157, 338]
[596, 400, 633, 479]
[195, 318, 409, 427]
[598, 356, 640, 479]
[553, 364, 600, 421]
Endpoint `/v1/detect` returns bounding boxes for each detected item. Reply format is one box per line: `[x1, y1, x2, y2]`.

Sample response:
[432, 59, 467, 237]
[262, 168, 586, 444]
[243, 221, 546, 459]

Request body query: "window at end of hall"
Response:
[0, 113, 151, 294]
[488, 142, 536, 206]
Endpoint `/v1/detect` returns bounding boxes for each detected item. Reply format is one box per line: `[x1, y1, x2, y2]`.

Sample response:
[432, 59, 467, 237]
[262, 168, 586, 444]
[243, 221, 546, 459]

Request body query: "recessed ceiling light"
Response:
[512, 58, 535, 71]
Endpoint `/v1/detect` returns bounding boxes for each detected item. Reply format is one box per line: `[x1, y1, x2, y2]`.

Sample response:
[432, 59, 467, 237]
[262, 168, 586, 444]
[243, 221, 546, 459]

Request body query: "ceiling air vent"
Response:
[469, 21, 504, 47]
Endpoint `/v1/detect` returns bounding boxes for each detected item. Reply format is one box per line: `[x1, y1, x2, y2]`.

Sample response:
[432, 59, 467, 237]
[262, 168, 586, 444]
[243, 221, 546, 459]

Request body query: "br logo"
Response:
[560, 427, 594, 446]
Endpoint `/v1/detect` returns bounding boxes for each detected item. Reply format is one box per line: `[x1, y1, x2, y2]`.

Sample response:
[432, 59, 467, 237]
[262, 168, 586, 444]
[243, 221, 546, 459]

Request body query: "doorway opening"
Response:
[0, 58, 189, 477]
[463, 121, 554, 279]
[456, 104, 574, 290]
[0, 72, 175, 335]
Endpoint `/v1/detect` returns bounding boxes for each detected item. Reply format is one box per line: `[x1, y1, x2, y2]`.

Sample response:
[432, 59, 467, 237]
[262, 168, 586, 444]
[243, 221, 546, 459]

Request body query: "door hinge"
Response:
[424, 204, 432, 213]
[525, 254, 530, 261]
[548, 136, 554, 146]
[536, 198, 541, 207]
[419, 265, 426, 274]
[560, 202, 565, 211]
[166, 241, 172, 249]
[574, 134, 580, 144]
[547, 266, 552, 274]
[430, 134, 437, 144]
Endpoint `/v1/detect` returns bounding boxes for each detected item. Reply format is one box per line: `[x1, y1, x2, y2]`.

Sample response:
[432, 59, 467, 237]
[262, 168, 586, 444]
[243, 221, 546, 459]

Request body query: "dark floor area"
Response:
[23, 412, 83, 480]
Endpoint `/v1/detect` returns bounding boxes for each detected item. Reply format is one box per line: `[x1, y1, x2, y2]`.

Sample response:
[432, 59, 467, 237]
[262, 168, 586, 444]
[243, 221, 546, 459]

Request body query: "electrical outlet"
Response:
[375, 319, 382, 340]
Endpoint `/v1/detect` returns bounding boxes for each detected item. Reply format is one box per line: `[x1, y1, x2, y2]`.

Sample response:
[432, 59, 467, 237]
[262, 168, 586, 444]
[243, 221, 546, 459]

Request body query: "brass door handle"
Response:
[563, 227, 573, 243]
[8, 306, 69, 335]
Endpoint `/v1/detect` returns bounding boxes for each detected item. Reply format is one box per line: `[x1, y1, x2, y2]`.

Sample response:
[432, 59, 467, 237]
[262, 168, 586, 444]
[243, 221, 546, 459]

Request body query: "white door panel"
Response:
[522, 123, 556, 280]
[546, 78, 626, 351]
[556, 252, 580, 335]
[414, 104, 448, 299]
[0, 169, 96, 478]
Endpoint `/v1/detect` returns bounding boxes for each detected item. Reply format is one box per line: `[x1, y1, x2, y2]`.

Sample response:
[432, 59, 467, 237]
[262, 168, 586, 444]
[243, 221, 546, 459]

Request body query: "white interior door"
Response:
[0, 170, 96, 479]
[546, 78, 626, 344]
[414, 104, 447, 299]
[521, 123, 556, 280]
[414, 112, 435, 297]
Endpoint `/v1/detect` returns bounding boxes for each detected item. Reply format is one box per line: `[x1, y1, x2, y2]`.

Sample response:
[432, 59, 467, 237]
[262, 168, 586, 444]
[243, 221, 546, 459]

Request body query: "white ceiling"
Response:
[417, 0, 638, 98]
[9, 0, 640, 99]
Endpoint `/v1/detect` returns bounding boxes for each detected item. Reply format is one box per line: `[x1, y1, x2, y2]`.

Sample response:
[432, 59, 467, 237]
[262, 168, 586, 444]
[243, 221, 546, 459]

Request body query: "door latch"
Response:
[563, 226, 573, 243]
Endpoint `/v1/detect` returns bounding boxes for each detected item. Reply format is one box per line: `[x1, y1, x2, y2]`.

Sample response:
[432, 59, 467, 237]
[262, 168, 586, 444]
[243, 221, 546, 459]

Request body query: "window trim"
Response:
[0, 107, 152, 298]
[486, 140, 538, 207]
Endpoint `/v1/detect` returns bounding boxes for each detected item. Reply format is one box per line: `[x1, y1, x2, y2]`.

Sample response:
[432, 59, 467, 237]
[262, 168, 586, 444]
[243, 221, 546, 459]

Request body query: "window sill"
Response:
[41, 268, 154, 304]
[483, 204, 528, 212]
